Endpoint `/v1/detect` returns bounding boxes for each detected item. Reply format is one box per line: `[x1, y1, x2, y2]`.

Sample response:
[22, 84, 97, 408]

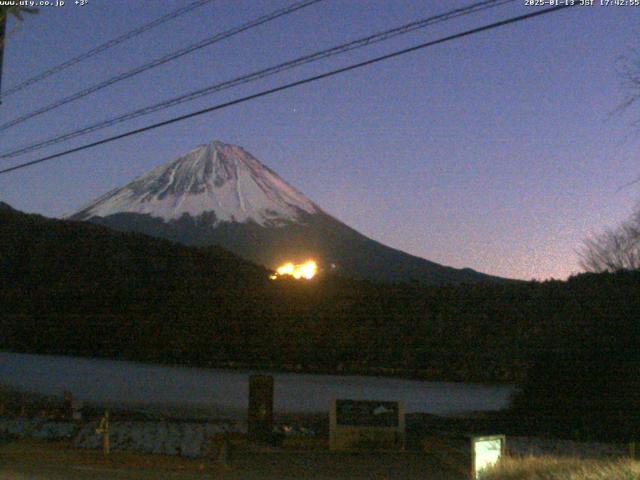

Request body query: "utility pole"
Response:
[0, 6, 38, 104]
[0, 12, 6, 104]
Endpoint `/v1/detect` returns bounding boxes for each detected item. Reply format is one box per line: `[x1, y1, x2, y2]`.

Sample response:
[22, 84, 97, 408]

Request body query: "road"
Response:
[1, 463, 210, 479]
[1, 449, 463, 479]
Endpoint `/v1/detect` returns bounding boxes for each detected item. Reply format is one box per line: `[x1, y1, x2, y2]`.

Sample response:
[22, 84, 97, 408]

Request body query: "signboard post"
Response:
[472, 435, 505, 478]
[329, 399, 405, 451]
[421, 434, 505, 479]
[95, 410, 110, 456]
[71, 399, 83, 422]
[63, 391, 73, 420]
[248, 375, 274, 443]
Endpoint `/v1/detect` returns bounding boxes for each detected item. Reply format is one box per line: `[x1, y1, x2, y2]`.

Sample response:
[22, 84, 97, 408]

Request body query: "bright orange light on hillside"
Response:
[270, 260, 318, 280]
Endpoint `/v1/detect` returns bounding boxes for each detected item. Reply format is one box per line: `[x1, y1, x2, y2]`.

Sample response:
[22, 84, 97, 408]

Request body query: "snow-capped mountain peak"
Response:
[67, 139, 504, 285]
[69, 140, 319, 226]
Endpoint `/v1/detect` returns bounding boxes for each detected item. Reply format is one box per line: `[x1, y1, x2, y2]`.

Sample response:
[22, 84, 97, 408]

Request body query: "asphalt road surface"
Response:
[0, 451, 463, 479]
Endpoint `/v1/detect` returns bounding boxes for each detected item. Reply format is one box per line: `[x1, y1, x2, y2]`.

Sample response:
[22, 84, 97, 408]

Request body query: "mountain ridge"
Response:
[68, 140, 507, 285]
[0, 201, 16, 213]
[69, 141, 318, 227]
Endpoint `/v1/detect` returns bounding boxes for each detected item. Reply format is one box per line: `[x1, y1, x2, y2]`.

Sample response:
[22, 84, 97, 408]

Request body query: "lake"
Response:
[0, 352, 514, 417]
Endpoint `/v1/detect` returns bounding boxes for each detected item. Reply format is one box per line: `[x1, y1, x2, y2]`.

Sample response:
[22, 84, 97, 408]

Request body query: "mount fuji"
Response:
[68, 140, 502, 285]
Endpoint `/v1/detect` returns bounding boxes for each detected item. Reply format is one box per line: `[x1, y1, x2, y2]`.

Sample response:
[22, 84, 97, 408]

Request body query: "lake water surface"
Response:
[0, 352, 514, 416]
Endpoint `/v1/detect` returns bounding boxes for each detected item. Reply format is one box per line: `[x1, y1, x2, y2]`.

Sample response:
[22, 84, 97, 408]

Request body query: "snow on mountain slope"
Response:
[69, 141, 318, 226]
[67, 139, 507, 285]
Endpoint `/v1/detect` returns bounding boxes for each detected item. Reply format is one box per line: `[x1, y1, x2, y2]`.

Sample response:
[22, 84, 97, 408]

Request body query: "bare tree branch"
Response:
[579, 208, 640, 272]
[614, 50, 640, 116]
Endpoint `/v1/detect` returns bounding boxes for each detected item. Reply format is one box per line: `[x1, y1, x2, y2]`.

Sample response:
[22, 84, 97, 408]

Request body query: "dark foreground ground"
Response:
[0, 438, 463, 480]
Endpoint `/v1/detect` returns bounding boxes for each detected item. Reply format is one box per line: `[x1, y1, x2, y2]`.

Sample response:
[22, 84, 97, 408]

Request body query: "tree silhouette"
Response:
[616, 50, 640, 119]
[579, 208, 640, 272]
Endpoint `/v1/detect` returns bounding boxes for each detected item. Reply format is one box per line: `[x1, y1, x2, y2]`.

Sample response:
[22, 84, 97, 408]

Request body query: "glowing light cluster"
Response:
[270, 260, 318, 280]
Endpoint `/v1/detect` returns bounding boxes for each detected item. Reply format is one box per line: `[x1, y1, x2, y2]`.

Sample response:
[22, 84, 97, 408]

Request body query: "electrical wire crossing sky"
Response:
[0, 0, 515, 160]
[0, 4, 572, 175]
[0, 0, 217, 100]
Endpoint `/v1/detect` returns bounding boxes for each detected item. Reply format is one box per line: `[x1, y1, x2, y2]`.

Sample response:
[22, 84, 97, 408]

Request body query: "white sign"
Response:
[473, 436, 504, 478]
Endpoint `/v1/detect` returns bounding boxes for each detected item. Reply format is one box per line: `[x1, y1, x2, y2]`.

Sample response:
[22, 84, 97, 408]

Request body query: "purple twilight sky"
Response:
[1, 0, 639, 281]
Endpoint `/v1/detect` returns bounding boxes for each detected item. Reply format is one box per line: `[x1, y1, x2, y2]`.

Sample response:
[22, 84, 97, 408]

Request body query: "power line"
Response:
[0, 0, 323, 132]
[0, 4, 575, 177]
[0, 0, 217, 100]
[0, 0, 514, 160]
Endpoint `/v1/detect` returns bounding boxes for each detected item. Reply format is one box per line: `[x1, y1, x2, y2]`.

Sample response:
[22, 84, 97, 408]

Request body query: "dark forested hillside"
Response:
[2, 205, 639, 393]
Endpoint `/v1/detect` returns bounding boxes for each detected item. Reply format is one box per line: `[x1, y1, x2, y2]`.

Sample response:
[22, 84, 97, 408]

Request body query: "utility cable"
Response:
[0, 4, 575, 176]
[0, 0, 217, 100]
[0, 0, 513, 160]
[0, 0, 323, 131]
